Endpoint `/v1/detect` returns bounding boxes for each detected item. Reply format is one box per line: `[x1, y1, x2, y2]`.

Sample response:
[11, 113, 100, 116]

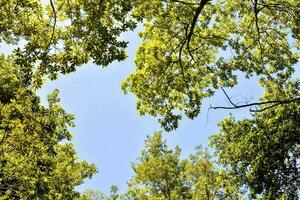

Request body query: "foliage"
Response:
[0, 1, 136, 196]
[124, 132, 241, 200]
[0, 56, 97, 199]
[78, 186, 120, 200]
[0, 0, 299, 199]
[0, 1, 134, 199]
[186, 146, 241, 199]
[109, 185, 119, 200]
[0, 0, 136, 86]
[122, 0, 300, 131]
[77, 189, 106, 200]
[128, 132, 191, 200]
[210, 80, 300, 199]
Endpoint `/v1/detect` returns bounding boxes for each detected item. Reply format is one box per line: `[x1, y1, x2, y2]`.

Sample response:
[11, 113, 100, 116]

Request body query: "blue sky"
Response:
[37, 29, 263, 194]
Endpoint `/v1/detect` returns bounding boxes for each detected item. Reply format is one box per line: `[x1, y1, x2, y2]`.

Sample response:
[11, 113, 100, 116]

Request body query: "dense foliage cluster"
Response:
[0, 56, 97, 199]
[125, 133, 241, 200]
[1, 0, 135, 86]
[122, 0, 300, 131]
[211, 80, 300, 199]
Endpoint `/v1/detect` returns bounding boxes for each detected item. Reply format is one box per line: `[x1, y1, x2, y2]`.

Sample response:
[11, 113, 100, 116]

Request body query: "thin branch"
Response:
[210, 97, 300, 111]
[221, 87, 237, 107]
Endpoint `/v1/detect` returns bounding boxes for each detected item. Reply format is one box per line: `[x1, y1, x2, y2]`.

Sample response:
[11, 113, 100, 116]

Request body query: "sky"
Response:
[0, 1, 298, 196]
[36, 29, 263, 194]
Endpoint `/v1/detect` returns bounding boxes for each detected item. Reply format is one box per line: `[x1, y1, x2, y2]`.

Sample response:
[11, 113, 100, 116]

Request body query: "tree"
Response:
[0, 0, 136, 86]
[125, 132, 241, 200]
[77, 189, 106, 200]
[122, 0, 300, 131]
[78, 186, 119, 200]
[120, 2, 300, 196]
[0, 56, 97, 199]
[109, 185, 119, 200]
[128, 132, 191, 200]
[186, 146, 241, 200]
[210, 80, 300, 199]
[0, 1, 137, 198]
[0, 2, 137, 197]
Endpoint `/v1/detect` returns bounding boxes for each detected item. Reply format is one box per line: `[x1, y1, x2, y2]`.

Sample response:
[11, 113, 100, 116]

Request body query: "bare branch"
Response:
[220, 87, 237, 107]
[209, 97, 300, 111]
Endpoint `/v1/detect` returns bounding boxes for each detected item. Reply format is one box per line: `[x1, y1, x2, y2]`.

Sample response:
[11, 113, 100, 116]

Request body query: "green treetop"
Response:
[186, 146, 241, 199]
[128, 132, 191, 200]
[124, 132, 241, 200]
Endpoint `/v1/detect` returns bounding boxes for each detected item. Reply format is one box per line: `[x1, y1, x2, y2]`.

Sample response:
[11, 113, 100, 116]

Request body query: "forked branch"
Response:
[210, 87, 300, 112]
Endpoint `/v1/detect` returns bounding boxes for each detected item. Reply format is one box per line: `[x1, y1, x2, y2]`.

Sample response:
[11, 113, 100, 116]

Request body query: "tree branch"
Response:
[0, 131, 7, 146]
[45, 0, 57, 51]
[209, 96, 300, 111]
[186, 0, 210, 56]
[171, 0, 199, 5]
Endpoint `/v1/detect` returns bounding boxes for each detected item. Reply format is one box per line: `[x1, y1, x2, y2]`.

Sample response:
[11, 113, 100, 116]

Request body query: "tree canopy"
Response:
[1, 0, 136, 86]
[122, 0, 300, 131]
[211, 80, 300, 199]
[0, 0, 136, 199]
[128, 132, 191, 200]
[0, 56, 97, 199]
[123, 132, 241, 200]
[0, 0, 299, 199]
[0, 1, 135, 197]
